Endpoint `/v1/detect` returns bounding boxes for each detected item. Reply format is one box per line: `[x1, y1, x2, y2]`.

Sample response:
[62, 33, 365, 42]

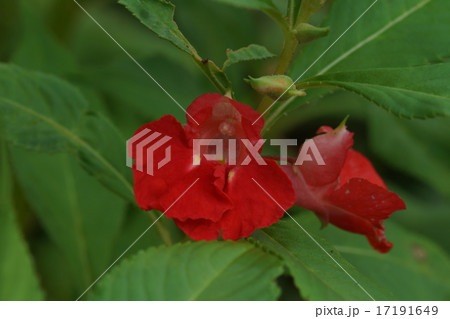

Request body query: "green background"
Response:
[0, 0, 449, 301]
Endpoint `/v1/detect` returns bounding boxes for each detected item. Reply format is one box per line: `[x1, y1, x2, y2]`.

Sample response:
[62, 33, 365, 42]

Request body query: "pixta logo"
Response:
[127, 131, 325, 176]
[126, 128, 172, 176]
[192, 138, 325, 166]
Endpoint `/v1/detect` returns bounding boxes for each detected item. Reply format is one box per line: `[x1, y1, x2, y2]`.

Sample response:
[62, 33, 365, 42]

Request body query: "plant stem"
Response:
[257, 1, 299, 115]
[256, 96, 275, 114]
[257, 35, 298, 114]
[146, 210, 173, 246]
[262, 96, 296, 134]
[274, 34, 299, 75]
[195, 60, 229, 96]
[275, 0, 299, 75]
[287, 0, 296, 26]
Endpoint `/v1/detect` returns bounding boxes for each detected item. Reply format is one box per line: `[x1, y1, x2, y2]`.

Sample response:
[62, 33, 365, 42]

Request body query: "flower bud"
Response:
[294, 23, 330, 43]
[245, 75, 306, 100]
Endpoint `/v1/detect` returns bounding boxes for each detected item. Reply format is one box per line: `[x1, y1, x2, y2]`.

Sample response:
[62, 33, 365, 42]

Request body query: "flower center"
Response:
[218, 121, 236, 137]
[189, 98, 250, 166]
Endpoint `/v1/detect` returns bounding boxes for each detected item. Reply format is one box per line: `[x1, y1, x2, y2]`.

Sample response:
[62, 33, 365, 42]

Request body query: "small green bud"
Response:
[294, 23, 330, 43]
[245, 75, 306, 100]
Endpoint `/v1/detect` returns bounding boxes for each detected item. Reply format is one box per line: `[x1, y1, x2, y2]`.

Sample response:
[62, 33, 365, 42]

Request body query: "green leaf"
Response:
[390, 186, 450, 253]
[11, 0, 77, 76]
[209, 0, 279, 11]
[32, 239, 77, 301]
[112, 207, 184, 259]
[297, 64, 450, 119]
[71, 1, 191, 69]
[88, 241, 283, 300]
[368, 109, 450, 197]
[209, 0, 288, 32]
[0, 143, 44, 300]
[80, 56, 201, 125]
[319, 218, 450, 300]
[0, 63, 133, 201]
[223, 44, 275, 69]
[118, 0, 232, 94]
[77, 112, 134, 202]
[252, 212, 394, 300]
[203, 59, 233, 93]
[274, 0, 449, 127]
[9, 149, 126, 295]
[291, 0, 450, 77]
[118, 0, 198, 57]
[167, 0, 258, 65]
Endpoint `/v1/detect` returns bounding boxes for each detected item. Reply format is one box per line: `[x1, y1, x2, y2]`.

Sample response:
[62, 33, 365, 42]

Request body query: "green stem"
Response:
[296, 0, 317, 26]
[146, 210, 173, 246]
[262, 96, 296, 134]
[257, 34, 298, 114]
[256, 96, 275, 114]
[288, 0, 295, 26]
[274, 34, 299, 75]
[256, 2, 299, 115]
[297, 82, 336, 90]
[258, 2, 332, 129]
[275, 0, 299, 75]
[196, 62, 222, 94]
[263, 9, 290, 35]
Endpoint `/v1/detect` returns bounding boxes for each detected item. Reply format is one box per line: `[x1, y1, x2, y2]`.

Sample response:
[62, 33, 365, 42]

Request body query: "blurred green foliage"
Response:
[0, 0, 449, 301]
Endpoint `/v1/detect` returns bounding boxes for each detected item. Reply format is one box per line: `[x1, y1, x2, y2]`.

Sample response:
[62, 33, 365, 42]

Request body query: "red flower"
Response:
[281, 123, 406, 253]
[130, 93, 295, 240]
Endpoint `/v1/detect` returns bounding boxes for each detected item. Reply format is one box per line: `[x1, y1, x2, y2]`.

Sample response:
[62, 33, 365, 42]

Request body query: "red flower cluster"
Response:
[130, 94, 405, 252]
[281, 124, 406, 253]
[131, 93, 295, 240]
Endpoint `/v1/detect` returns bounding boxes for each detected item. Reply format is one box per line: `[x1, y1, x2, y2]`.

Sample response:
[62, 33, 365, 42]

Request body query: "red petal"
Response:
[132, 115, 231, 221]
[326, 178, 406, 253]
[132, 115, 192, 211]
[185, 93, 264, 133]
[297, 124, 353, 187]
[174, 218, 221, 241]
[281, 124, 354, 223]
[280, 165, 333, 223]
[219, 160, 296, 240]
[339, 150, 386, 189]
[184, 94, 263, 152]
[171, 160, 296, 241]
[159, 161, 232, 222]
[280, 123, 406, 252]
[316, 125, 333, 134]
